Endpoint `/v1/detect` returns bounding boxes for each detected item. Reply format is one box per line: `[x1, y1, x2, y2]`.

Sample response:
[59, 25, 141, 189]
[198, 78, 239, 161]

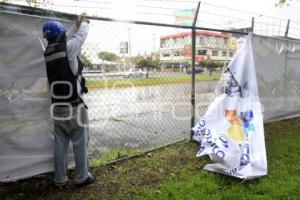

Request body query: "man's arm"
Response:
[67, 17, 89, 75]
[67, 20, 89, 57]
[66, 24, 77, 40]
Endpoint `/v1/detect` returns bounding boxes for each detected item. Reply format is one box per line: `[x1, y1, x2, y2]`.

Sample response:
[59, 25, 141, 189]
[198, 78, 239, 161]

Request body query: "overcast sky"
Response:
[5, 0, 300, 56]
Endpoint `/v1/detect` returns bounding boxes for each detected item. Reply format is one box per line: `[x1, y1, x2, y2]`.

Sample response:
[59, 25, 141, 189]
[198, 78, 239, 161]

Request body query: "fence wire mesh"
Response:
[77, 18, 246, 163]
[81, 22, 194, 161]
[1, 1, 293, 166]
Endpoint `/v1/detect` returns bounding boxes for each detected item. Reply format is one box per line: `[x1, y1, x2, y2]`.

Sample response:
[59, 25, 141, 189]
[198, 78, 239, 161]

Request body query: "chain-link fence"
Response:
[1, 1, 292, 167]
[83, 21, 198, 162]
[75, 10, 248, 163]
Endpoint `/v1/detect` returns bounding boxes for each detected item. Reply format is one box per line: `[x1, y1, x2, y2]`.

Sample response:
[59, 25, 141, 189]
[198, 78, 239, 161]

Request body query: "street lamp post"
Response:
[127, 28, 132, 68]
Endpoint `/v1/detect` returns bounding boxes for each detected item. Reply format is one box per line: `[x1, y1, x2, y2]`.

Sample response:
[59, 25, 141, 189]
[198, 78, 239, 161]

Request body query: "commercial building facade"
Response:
[159, 31, 238, 69]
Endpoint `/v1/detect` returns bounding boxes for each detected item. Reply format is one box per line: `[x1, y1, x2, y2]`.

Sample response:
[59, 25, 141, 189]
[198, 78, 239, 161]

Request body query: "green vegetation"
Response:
[1, 117, 300, 199]
[81, 54, 93, 69]
[197, 60, 224, 69]
[276, 0, 288, 6]
[87, 73, 221, 89]
[3, 0, 52, 7]
[98, 51, 120, 62]
[90, 148, 141, 167]
[197, 60, 224, 75]
[131, 56, 160, 78]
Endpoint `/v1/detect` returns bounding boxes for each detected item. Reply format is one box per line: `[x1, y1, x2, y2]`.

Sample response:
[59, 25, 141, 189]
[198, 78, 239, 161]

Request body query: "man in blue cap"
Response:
[43, 15, 95, 187]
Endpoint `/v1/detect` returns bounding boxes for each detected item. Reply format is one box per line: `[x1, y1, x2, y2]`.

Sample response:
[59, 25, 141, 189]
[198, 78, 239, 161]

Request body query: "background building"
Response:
[159, 31, 238, 70]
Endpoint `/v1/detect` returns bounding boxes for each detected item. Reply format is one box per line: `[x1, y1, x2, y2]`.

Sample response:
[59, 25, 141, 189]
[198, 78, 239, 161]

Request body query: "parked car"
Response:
[123, 68, 145, 78]
[187, 67, 204, 74]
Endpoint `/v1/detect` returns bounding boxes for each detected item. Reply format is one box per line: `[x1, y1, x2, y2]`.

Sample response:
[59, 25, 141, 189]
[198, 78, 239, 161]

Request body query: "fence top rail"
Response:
[0, 2, 249, 35]
[252, 33, 300, 43]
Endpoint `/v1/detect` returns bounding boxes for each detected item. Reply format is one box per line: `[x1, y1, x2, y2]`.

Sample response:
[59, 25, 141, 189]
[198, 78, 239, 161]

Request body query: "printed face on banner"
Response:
[225, 109, 254, 142]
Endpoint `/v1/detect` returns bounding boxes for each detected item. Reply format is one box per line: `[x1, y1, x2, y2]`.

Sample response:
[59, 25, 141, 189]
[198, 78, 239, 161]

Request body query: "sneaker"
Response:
[75, 174, 96, 187]
[53, 180, 67, 189]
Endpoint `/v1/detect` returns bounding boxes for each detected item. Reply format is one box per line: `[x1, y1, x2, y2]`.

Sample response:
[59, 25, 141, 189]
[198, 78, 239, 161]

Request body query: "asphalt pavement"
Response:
[85, 81, 218, 154]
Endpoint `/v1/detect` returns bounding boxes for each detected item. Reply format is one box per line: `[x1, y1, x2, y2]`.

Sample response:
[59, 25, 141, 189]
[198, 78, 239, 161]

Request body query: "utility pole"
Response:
[272, 21, 275, 36]
[127, 28, 132, 68]
[279, 19, 282, 36]
[153, 33, 155, 52]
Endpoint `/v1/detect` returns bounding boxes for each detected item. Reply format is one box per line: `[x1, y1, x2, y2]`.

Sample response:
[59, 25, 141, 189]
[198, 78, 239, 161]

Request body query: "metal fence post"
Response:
[285, 19, 290, 37]
[191, 2, 201, 140]
[284, 19, 290, 94]
[251, 17, 255, 32]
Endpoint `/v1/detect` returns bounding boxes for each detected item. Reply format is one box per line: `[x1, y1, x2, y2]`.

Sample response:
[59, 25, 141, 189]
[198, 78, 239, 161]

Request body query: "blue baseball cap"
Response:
[43, 20, 66, 38]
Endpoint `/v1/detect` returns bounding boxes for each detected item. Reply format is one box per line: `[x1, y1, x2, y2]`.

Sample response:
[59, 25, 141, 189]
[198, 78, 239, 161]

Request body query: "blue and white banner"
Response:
[193, 35, 267, 179]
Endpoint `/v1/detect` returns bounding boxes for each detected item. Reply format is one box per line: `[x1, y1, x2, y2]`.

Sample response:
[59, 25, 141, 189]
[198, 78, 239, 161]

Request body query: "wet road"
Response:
[84, 81, 218, 154]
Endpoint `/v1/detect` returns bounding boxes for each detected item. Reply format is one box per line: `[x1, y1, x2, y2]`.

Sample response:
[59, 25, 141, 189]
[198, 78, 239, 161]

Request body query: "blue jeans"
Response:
[52, 105, 90, 185]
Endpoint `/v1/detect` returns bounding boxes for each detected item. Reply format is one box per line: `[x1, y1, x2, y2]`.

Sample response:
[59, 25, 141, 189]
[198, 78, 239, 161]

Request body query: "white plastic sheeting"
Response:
[1, 8, 300, 182]
[193, 35, 267, 179]
[193, 34, 300, 179]
[0, 11, 73, 182]
[253, 35, 300, 122]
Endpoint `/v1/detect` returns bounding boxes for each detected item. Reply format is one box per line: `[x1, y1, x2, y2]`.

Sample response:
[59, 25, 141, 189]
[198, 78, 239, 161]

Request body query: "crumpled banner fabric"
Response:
[193, 35, 268, 179]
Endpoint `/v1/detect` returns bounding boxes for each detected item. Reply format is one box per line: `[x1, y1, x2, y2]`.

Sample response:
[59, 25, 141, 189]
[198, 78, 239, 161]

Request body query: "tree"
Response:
[132, 56, 160, 78]
[3, 0, 53, 7]
[198, 60, 223, 76]
[98, 51, 120, 62]
[25, 0, 40, 7]
[81, 55, 93, 69]
[275, 0, 290, 6]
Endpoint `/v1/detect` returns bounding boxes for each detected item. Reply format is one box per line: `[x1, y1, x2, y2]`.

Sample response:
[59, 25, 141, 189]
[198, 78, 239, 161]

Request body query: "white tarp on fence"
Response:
[0, 10, 73, 182]
[253, 35, 300, 122]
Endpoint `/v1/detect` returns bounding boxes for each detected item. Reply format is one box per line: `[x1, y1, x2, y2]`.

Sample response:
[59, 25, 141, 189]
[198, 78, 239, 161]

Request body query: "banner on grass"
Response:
[193, 35, 267, 179]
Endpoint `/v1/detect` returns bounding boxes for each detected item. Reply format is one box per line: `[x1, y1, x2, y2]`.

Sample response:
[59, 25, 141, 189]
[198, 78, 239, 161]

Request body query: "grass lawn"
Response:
[87, 73, 221, 89]
[1, 118, 300, 200]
